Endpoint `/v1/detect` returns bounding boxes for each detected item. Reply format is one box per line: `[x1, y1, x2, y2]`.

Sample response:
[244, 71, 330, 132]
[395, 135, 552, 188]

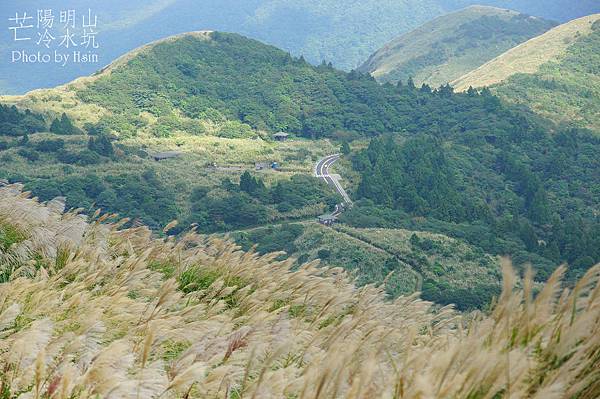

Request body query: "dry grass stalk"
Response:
[0, 185, 599, 398]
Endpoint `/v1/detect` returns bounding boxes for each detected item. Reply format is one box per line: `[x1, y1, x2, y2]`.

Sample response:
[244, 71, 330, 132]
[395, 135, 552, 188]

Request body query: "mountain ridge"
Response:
[358, 5, 557, 87]
[452, 13, 600, 130]
[452, 13, 600, 90]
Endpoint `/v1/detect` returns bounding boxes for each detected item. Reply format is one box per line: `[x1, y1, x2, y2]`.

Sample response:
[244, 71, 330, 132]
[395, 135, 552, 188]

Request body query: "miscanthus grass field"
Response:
[0, 184, 599, 399]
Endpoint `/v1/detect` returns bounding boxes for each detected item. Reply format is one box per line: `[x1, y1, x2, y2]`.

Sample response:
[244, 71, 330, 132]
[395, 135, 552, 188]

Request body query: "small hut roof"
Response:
[318, 214, 337, 221]
[153, 151, 182, 159]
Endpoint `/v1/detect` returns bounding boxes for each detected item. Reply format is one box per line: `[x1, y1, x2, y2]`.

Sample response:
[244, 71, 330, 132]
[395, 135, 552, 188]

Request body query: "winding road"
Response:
[314, 155, 422, 290]
[315, 154, 352, 214]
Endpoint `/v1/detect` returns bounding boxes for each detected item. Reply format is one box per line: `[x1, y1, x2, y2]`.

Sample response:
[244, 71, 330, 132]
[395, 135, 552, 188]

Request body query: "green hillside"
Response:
[453, 14, 600, 130]
[344, 131, 600, 283]
[5, 31, 552, 141]
[493, 18, 600, 130]
[230, 222, 501, 310]
[358, 5, 557, 87]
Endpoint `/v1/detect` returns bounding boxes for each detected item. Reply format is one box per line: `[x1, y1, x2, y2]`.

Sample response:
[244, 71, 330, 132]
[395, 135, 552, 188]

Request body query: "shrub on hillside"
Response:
[216, 121, 256, 139]
[17, 148, 39, 161]
[50, 113, 81, 135]
[35, 138, 65, 153]
[57, 149, 102, 166]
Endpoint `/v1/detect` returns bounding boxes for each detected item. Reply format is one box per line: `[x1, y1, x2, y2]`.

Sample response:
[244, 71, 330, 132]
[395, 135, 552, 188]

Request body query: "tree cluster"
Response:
[186, 172, 339, 233]
[0, 105, 45, 137]
[50, 113, 82, 135]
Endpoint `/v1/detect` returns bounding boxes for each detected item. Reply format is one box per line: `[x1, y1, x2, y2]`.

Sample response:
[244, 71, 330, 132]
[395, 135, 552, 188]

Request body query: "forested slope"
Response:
[68, 32, 553, 141]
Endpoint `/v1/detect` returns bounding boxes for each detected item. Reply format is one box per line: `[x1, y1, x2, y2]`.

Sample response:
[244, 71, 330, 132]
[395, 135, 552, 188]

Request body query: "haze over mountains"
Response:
[453, 14, 600, 129]
[358, 5, 557, 87]
[2, 0, 599, 94]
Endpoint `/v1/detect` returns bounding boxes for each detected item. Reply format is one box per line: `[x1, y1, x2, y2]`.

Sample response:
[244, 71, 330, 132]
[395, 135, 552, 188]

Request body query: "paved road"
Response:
[315, 154, 352, 212]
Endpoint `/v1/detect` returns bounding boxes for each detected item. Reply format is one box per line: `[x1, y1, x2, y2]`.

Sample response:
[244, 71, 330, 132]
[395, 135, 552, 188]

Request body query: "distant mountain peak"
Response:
[98, 31, 215, 76]
[452, 13, 600, 129]
[463, 4, 518, 13]
[452, 13, 600, 90]
[358, 6, 557, 87]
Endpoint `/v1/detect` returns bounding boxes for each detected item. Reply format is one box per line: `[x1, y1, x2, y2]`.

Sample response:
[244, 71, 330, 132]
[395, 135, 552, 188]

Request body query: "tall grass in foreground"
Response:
[0, 184, 598, 398]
